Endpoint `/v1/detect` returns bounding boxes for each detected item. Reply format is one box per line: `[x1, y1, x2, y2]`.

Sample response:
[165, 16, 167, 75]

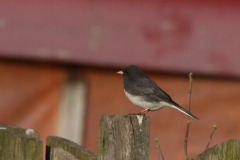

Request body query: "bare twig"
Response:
[187, 72, 193, 113]
[184, 120, 190, 160]
[184, 72, 193, 160]
[206, 125, 217, 150]
[155, 138, 164, 160]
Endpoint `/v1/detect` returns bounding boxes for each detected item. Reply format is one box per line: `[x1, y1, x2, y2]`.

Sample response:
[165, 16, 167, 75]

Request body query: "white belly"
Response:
[124, 90, 171, 110]
[124, 91, 194, 118]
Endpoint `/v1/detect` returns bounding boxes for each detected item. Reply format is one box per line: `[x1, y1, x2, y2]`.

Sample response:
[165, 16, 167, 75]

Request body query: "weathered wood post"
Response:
[46, 136, 97, 160]
[97, 114, 150, 160]
[0, 124, 43, 160]
[193, 139, 240, 160]
[50, 148, 78, 160]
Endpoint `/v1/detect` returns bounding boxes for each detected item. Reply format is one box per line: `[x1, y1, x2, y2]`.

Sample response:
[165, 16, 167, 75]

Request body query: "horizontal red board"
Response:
[0, 0, 240, 76]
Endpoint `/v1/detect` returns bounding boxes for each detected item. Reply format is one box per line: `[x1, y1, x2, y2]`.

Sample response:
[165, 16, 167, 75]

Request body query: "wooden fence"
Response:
[0, 114, 239, 160]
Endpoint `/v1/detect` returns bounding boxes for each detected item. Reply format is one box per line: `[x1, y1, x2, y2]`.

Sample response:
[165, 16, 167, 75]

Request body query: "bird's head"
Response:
[117, 65, 145, 81]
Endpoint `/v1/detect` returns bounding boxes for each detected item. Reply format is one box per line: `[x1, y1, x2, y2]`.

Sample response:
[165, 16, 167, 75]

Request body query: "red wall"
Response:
[1, 61, 240, 159]
[1, 0, 240, 159]
[0, 0, 240, 76]
[82, 68, 240, 159]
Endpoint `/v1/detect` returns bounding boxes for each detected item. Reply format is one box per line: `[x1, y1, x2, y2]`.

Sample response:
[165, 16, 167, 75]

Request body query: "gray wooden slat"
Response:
[193, 139, 240, 160]
[97, 114, 150, 160]
[46, 136, 97, 160]
[0, 124, 43, 160]
[50, 148, 78, 160]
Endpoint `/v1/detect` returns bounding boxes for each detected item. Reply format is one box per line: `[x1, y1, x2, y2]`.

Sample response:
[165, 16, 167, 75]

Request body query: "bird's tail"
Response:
[171, 102, 199, 120]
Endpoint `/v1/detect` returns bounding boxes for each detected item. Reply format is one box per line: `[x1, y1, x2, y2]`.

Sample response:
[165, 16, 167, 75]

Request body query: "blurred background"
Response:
[0, 0, 240, 159]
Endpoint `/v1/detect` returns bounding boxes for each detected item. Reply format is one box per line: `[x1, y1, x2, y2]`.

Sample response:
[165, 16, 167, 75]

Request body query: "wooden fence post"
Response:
[97, 114, 150, 160]
[50, 148, 78, 160]
[0, 124, 42, 160]
[193, 139, 240, 160]
[46, 136, 97, 160]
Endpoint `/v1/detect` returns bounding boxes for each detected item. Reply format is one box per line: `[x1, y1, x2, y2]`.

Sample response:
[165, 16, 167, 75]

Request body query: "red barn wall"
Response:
[82, 67, 240, 159]
[0, 0, 240, 76]
[1, 61, 240, 159]
[1, 0, 240, 159]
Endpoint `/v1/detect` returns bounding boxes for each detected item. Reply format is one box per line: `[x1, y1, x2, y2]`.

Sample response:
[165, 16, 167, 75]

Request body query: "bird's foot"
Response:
[128, 108, 150, 116]
[137, 108, 150, 116]
[140, 108, 150, 114]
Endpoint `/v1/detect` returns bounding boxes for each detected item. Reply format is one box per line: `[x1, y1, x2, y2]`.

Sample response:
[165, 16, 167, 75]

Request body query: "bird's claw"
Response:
[128, 108, 150, 117]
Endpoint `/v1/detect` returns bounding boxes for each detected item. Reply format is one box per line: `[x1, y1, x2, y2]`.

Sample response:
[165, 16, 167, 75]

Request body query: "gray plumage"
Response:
[118, 65, 199, 120]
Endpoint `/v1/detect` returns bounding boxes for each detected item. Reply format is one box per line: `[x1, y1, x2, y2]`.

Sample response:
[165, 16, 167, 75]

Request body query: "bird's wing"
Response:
[135, 77, 173, 102]
[134, 78, 199, 120]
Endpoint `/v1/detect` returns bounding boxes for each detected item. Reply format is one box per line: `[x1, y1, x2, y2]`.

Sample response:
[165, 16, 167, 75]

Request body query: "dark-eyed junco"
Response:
[117, 65, 199, 119]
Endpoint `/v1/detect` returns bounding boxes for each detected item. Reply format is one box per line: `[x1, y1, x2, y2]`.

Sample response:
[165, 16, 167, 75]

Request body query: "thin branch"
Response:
[155, 138, 164, 160]
[184, 72, 193, 160]
[184, 120, 190, 160]
[206, 125, 217, 150]
[187, 72, 193, 113]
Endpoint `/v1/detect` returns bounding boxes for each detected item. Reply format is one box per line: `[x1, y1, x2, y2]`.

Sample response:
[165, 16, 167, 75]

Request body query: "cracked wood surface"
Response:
[97, 114, 150, 160]
[0, 124, 42, 160]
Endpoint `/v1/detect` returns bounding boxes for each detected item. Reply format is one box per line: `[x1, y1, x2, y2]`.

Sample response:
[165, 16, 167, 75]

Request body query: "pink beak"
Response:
[117, 71, 124, 75]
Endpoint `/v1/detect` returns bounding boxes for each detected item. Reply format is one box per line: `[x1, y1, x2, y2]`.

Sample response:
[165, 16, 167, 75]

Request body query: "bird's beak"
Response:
[117, 70, 124, 75]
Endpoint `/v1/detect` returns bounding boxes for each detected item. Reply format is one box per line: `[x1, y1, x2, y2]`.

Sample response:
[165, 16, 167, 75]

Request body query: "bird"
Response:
[117, 65, 199, 120]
